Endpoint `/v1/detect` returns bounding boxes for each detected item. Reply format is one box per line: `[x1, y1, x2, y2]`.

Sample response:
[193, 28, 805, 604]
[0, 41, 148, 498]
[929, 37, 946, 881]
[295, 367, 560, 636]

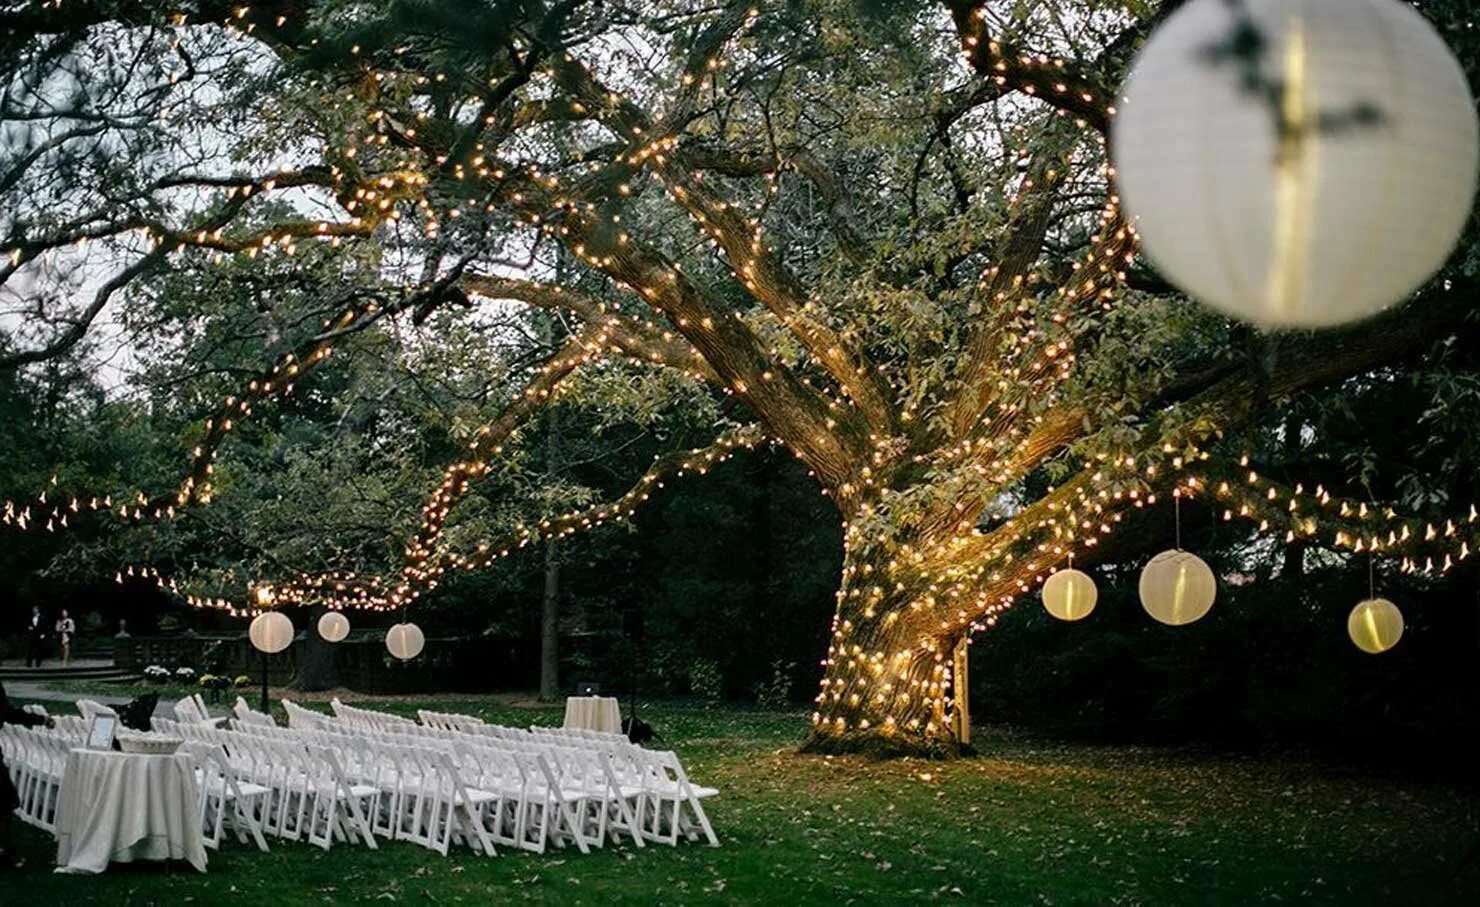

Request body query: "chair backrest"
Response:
[232, 696, 277, 727]
[76, 698, 117, 720]
[174, 696, 204, 723]
[282, 698, 331, 730]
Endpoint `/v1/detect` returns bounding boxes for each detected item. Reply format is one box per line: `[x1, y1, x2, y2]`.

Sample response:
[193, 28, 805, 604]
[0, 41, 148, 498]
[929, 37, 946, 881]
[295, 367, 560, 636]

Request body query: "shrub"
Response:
[688, 658, 723, 704]
[755, 659, 797, 710]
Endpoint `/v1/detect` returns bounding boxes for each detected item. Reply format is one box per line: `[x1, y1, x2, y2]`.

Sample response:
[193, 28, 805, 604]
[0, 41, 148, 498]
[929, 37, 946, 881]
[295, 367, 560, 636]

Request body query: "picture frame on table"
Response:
[84, 713, 117, 751]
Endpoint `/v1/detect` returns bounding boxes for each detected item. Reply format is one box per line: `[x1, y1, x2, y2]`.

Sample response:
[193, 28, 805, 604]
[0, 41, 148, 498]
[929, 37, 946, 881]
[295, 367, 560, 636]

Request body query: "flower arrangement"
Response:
[143, 665, 170, 683]
[174, 666, 196, 681]
[197, 673, 231, 703]
[233, 675, 252, 688]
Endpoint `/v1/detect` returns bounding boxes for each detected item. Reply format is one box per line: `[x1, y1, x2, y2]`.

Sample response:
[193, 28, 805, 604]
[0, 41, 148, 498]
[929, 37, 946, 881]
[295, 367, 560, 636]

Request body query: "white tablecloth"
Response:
[563, 696, 621, 734]
[54, 749, 207, 874]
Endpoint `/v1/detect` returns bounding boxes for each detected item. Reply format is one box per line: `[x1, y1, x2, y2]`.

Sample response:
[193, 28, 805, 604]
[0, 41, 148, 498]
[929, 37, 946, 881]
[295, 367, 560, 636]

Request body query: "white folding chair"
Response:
[183, 740, 271, 852]
[636, 749, 719, 846]
[75, 698, 117, 721]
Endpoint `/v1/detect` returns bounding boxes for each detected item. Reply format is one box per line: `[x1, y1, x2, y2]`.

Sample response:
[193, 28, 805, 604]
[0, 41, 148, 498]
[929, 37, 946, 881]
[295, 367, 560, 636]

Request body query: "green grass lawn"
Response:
[6, 696, 1477, 905]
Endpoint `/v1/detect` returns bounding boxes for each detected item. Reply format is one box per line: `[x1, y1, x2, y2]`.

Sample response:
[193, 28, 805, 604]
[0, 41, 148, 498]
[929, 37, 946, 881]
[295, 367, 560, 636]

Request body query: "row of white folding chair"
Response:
[0, 724, 82, 832]
[341, 710, 715, 847]
[514, 733, 716, 848]
[296, 721, 556, 855]
[232, 696, 277, 727]
[177, 739, 271, 852]
[233, 721, 499, 856]
[329, 699, 416, 731]
[155, 718, 379, 851]
[417, 708, 486, 733]
[238, 706, 716, 849]
[281, 698, 333, 730]
[524, 728, 717, 844]
[306, 720, 601, 854]
[530, 725, 631, 747]
[51, 714, 90, 738]
[344, 721, 644, 852]
[476, 727, 717, 848]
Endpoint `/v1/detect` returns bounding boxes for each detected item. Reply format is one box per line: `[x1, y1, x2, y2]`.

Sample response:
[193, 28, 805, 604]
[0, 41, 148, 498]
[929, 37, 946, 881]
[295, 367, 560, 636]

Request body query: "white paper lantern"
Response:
[248, 611, 294, 654]
[1139, 549, 1217, 626]
[318, 610, 351, 643]
[1042, 568, 1098, 622]
[1348, 597, 1404, 654]
[385, 622, 425, 661]
[1113, 0, 1479, 328]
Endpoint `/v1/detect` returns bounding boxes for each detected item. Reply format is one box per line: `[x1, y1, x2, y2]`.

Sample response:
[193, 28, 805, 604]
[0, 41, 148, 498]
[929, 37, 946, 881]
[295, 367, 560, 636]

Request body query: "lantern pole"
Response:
[260, 647, 269, 714]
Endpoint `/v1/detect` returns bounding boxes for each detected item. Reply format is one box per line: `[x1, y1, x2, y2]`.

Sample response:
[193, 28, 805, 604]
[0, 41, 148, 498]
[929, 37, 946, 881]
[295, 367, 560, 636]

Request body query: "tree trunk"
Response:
[537, 286, 563, 702]
[295, 605, 339, 692]
[539, 538, 561, 700]
[800, 537, 966, 758]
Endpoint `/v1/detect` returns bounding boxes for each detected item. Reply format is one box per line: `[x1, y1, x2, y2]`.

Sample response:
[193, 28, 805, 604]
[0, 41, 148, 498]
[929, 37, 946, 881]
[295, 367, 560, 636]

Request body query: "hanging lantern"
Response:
[1112, 0, 1479, 328]
[1041, 568, 1098, 622]
[385, 622, 425, 661]
[1139, 549, 1217, 626]
[248, 611, 294, 654]
[1348, 598, 1404, 654]
[318, 610, 351, 643]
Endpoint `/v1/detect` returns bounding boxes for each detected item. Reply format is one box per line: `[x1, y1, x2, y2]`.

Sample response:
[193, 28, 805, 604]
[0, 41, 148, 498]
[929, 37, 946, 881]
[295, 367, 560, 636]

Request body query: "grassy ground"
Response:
[5, 695, 1477, 905]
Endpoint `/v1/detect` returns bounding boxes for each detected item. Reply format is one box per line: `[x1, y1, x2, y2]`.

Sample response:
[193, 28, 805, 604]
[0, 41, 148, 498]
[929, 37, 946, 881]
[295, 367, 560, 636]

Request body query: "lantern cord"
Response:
[1368, 552, 1376, 600]
[1174, 493, 1183, 550]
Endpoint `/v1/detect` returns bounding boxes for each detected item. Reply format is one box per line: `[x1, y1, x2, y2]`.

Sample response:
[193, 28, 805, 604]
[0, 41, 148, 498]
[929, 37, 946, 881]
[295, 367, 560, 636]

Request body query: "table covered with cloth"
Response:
[562, 696, 622, 734]
[54, 748, 207, 874]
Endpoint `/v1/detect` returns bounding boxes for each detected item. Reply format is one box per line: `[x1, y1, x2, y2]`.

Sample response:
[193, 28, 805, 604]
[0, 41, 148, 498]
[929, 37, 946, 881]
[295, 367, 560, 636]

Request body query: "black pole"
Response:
[259, 648, 269, 714]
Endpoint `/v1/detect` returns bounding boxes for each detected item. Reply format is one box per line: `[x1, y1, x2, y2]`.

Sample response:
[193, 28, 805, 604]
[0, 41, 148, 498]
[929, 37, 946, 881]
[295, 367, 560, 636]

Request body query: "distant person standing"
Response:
[24, 607, 46, 668]
[55, 609, 76, 666]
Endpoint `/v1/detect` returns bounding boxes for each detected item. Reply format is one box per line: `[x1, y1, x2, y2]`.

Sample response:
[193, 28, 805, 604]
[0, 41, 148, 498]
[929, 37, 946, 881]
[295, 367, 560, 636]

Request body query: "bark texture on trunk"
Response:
[540, 537, 561, 700]
[800, 536, 968, 758]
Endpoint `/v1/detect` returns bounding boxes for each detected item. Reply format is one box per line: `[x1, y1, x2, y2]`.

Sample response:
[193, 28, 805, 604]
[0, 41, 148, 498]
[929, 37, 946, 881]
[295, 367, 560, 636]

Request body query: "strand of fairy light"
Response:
[810, 424, 1480, 740]
[223, 428, 768, 614]
[1, 294, 392, 536]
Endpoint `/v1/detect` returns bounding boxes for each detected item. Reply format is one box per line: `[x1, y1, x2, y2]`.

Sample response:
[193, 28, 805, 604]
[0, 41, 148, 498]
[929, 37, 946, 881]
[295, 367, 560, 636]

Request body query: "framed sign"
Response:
[85, 714, 117, 751]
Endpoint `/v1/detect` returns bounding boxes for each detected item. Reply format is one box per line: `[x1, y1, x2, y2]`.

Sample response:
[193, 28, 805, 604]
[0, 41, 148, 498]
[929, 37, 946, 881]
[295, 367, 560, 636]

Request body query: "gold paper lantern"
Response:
[1139, 550, 1217, 626]
[317, 610, 351, 643]
[248, 611, 294, 654]
[1348, 598, 1404, 654]
[1113, 0, 1479, 328]
[385, 622, 425, 661]
[1042, 568, 1098, 622]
